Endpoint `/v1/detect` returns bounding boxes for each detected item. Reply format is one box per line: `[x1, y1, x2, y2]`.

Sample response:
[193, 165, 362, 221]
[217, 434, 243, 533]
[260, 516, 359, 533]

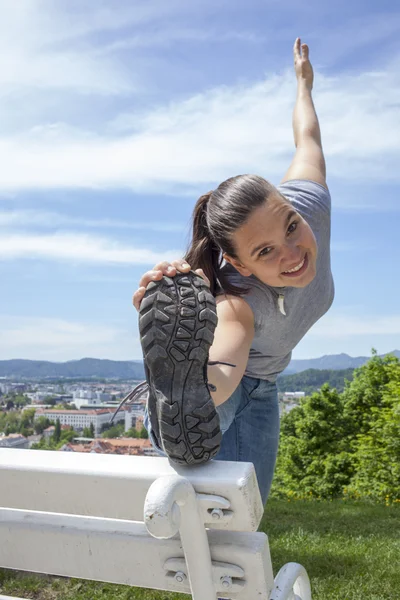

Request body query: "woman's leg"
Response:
[215, 377, 280, 505]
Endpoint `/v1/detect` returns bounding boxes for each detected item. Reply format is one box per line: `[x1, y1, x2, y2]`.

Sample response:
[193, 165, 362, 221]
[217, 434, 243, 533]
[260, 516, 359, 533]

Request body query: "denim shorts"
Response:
[143, 375, 280, 505]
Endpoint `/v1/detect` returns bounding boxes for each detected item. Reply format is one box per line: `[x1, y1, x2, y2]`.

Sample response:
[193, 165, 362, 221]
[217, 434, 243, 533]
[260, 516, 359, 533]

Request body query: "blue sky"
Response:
[0, 0, 399, 362]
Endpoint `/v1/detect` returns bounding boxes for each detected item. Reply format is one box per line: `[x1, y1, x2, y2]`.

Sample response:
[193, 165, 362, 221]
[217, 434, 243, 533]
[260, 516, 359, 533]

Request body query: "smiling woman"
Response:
[130, 38, 334, 505]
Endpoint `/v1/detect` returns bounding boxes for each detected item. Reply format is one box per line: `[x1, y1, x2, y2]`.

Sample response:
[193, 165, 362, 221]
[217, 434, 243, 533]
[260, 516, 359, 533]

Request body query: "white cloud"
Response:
[307, 314, 400, 338]
[96, 28, 266, 55]
[0, 1, 397, 199]
[0, 232, 181, 265]
[0, 0, 256, 99]
[0, 62, 398, 197]
[0, 209, 184, 232]
[0, 315, 140, 361]
[0, 1, 137, 96]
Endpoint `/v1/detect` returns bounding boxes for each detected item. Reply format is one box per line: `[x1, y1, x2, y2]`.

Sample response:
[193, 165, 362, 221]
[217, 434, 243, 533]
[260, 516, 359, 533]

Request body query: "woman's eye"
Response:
[288, 221, 298, 234]
[259, 247, 272, 257]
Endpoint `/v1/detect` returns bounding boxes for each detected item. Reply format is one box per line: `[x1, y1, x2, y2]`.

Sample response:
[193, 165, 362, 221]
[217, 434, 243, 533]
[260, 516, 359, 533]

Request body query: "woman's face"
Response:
[225, 194, 318, 288]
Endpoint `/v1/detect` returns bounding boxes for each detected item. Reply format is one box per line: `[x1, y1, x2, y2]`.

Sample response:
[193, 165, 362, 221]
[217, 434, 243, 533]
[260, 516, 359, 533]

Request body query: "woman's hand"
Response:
[132, 260, 210, 311]
[294, 37, 314, 91]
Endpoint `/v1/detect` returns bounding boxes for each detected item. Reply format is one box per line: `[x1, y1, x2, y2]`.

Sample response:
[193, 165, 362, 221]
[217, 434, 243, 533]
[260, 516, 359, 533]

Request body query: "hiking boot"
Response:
[139, 271, 222, 465]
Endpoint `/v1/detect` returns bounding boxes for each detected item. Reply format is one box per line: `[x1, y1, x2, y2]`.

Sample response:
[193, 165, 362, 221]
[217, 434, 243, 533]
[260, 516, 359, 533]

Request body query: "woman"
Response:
[132, 38, 334, 504]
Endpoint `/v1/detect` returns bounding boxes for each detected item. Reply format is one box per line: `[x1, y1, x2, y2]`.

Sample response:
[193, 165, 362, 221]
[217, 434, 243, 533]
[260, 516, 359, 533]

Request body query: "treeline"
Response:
[272, 352, 400, 503]
[278, 368, 354, 394]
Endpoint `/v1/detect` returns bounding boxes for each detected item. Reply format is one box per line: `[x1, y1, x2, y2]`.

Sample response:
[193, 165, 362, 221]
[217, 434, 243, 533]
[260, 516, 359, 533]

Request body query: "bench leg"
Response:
[269, 562, 312, 600]
[145, 474, 216, 600]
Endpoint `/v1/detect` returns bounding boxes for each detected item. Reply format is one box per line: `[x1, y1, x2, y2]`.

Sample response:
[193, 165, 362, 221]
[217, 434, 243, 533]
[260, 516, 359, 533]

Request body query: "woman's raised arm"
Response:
[281, 38, 327, 190]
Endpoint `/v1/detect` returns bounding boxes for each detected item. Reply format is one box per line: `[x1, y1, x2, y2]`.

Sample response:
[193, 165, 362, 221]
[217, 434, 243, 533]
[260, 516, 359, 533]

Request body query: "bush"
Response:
[272, 352, 400, 503]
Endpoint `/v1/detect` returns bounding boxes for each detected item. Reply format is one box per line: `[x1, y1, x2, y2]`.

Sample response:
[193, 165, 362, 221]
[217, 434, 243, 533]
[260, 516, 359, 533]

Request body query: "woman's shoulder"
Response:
[277, 178, 331, 220]
[216, 292, 254, 323]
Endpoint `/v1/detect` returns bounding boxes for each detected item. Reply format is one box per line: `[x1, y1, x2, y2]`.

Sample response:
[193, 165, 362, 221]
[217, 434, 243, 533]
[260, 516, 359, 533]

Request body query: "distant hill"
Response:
[277, 368, 355, 394]
[0, 358, 145, 380]
[283, 351, 400, 374]
[0, 351, 398, 380]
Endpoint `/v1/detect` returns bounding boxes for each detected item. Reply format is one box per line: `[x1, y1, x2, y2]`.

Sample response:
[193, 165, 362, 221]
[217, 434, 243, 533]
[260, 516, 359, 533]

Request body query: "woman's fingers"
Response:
[294, 37, 309, 62]
[134, 260, 192, 310]
[194, 268, 210, 288]
[138, 269, 163, 289]
[169, 259, 191, 273]
[294, 37, 301, 60]
[151, 259, 191, 275]
[132, 287, 146, 311]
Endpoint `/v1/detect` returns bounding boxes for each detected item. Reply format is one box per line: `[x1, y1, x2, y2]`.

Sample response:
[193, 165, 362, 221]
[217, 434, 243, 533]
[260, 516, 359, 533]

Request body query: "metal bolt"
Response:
[211, 508, 224, 520]
[220, 576, 232, 589]
[175, 571, 187, 584]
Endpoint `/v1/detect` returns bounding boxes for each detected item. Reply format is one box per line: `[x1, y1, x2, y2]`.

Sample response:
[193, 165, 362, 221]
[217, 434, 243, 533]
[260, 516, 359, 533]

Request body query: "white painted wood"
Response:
[0, 449, 262, 531]
[144, 475, 216, 600]
[0, 508, 274, 599]
[0, 448, 312, 599]
[269, 563, 312, 600]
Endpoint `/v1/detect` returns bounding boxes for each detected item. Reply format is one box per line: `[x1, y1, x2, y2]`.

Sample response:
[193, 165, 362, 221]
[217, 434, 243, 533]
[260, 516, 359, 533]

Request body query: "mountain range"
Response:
[284, 350, 400, 374]
[0, 351, 398, 379]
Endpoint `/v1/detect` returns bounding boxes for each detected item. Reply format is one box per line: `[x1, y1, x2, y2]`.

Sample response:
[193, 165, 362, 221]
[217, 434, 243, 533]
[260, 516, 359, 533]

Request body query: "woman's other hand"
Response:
[132, 260, 210, 311]
[294, 37, 314, 91]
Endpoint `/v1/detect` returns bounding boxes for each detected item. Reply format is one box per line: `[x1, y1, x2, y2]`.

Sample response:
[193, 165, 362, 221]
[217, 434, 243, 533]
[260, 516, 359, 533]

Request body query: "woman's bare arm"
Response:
[281, 38, 327, 189]
[207, 295, 255, 407]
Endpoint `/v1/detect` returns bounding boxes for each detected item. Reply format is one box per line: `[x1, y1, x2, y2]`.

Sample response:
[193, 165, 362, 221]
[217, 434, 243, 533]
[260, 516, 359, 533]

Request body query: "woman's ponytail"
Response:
[185, 175, 274, 297]
[184, 191, 222, 296]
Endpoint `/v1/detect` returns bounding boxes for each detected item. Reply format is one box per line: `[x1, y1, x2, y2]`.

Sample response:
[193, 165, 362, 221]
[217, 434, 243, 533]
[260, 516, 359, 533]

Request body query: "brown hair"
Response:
[184, 174, 276, 296]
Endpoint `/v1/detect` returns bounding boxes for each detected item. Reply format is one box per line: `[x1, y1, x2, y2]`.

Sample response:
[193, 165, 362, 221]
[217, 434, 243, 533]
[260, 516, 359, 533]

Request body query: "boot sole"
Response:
[139, 272, 222, 465]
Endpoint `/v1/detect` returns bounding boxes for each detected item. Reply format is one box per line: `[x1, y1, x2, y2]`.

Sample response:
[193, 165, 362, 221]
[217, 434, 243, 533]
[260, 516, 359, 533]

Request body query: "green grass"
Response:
[1, 499, 399, 600]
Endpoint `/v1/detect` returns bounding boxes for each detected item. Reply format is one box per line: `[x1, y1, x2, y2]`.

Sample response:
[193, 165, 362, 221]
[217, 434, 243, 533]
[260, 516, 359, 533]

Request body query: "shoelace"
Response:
[109, 360, 236, 424]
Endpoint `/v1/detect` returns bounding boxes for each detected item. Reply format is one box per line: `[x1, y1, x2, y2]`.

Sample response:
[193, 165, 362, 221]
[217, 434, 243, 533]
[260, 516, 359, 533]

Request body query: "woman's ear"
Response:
[223, 253, 252, 277]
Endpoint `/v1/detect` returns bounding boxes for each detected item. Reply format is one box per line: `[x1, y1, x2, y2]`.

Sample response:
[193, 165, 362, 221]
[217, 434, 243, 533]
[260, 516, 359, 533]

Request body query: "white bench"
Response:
[0, 448, 311, 600]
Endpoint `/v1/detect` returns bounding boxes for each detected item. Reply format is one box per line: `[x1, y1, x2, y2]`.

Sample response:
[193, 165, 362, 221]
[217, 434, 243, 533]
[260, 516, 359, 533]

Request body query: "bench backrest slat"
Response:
[0, 449, 263, 531]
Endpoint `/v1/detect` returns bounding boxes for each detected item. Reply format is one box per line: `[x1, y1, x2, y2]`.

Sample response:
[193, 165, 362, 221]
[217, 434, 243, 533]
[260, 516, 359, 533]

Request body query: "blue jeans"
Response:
[144, 376, 280, 505]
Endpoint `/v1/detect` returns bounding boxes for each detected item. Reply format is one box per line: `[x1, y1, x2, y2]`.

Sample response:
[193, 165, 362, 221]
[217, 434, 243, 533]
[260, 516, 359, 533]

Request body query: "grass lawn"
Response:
[1, 499, 399, 600]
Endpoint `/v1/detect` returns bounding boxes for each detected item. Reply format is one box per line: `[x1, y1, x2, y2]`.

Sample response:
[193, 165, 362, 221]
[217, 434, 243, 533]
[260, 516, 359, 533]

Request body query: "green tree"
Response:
[139, 427, 149, 439]
[273, 352, 400, 502]
[342, 350, 392, 436]
[90, 422, 95, 437]
[125, 427, 139, 438]
[19, 408, 36, 431]
[53, 419, 61, 443]
[273, 384, 353, 498]
[13, 394, 30, 407]
[347, 355, 400, 501]
[34, 416, 51, 435]
[102, 424, 124, 439]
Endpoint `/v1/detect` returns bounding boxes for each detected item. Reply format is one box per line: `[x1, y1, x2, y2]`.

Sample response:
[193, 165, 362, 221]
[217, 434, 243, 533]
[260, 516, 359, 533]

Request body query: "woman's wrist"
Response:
[296, 77, 313, 94]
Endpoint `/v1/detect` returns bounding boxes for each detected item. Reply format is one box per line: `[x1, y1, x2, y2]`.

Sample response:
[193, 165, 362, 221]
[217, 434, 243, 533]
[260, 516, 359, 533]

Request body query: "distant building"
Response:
[0, 383, 27, 395]
[43, 424, 72, 440]
[28, 392, 54, 403]
[26, 434, 42, 448]
[124, 402, 145, 432]
[34, 407, 126, 437]
[60, 437, 157, 457]
[72, 390, 112, 409]
[0, 433, 29, 449]
[43, 425, 55, 440]
[22, 404, 54, 412]
[283, 392, 306, 399]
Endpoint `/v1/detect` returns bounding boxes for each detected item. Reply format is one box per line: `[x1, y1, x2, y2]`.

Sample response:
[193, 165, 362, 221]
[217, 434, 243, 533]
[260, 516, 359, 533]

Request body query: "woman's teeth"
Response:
[283, 256, 305, 274]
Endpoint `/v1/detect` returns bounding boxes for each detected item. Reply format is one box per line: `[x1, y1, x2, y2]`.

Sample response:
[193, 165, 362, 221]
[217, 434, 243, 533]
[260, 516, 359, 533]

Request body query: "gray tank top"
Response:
[219, 179, 335, 381]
